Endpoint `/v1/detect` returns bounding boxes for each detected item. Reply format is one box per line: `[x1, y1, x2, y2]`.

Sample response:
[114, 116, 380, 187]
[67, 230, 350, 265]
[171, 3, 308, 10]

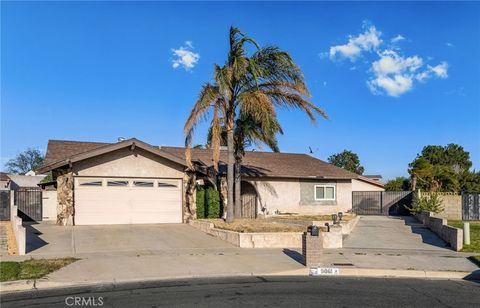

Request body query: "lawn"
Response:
[447, 220, 480, 253]
[0, 258, 78, 282]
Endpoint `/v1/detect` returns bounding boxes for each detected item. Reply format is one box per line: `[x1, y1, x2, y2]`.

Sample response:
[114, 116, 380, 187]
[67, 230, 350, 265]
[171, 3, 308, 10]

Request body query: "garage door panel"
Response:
[74, 177, 182, 225]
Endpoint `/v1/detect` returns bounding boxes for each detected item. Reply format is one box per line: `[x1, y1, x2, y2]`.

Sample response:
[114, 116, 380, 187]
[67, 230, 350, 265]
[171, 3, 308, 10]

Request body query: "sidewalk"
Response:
[1, 246, 479, 293]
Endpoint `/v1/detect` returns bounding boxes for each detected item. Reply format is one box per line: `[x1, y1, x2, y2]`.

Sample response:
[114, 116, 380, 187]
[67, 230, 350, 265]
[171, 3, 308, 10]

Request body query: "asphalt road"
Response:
[2, 276, 480, 307]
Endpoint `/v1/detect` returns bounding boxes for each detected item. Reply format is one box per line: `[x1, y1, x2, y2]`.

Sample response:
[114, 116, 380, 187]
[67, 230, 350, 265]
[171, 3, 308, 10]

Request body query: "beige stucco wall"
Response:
[42, 190, 58, 221]
[73, 147, 185, 179]
[247, 178, 353, 215]
[351, 179, 385, 191]
[420, 193, 462, 220]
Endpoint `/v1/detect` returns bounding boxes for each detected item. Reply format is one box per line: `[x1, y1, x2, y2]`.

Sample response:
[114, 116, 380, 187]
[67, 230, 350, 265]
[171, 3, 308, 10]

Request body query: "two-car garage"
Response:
[74, 177, 183, 225]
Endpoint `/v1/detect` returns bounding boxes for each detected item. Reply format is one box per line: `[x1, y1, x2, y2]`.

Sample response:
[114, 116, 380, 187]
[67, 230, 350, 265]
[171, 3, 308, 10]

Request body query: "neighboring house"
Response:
[36, 138, 384, 226]
[7, 174, 46, 191]
[0, 172, 10, 189]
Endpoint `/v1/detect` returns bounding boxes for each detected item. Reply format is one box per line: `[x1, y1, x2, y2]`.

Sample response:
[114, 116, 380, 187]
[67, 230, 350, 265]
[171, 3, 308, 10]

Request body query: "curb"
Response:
[1, 267, 477, 294]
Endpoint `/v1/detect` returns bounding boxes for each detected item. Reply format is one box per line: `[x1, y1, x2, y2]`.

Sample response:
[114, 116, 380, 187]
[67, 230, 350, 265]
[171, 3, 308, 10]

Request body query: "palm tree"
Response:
[184, 27, 328, 223]
[207, 114, 283, 218]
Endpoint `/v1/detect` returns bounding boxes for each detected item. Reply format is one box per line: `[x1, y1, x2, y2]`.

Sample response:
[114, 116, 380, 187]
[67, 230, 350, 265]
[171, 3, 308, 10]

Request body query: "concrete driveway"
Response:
[19, 222, 304, 284]
[25, 222, 235, 257]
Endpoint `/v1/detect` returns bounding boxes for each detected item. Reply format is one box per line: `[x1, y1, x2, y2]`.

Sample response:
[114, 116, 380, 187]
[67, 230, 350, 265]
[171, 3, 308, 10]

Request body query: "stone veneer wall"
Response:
[57, 172, 74, 226]
[183, 171, 197, 223]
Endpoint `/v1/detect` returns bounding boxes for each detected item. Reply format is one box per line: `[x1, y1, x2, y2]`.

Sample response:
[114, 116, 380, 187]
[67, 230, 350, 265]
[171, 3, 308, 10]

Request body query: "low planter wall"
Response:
[189, 219, 347, 249]
[9, 191, 26, 255]
[415, 211, 463, 251]
[312, 215, 360, 236]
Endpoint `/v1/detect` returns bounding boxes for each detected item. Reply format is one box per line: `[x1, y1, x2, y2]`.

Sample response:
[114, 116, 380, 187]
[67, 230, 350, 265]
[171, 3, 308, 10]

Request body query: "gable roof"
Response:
[0, 172, 10, 181]
[36, 139, 383, 185]
[8, 174, 46, 188]
[37, 139, 187, 174]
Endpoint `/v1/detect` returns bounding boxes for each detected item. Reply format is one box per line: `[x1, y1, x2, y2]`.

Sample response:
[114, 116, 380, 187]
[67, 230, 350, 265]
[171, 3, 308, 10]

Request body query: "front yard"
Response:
[203, 214, 353, 233]
[0, 258, 78, 282]
[447, 220, 480, 253]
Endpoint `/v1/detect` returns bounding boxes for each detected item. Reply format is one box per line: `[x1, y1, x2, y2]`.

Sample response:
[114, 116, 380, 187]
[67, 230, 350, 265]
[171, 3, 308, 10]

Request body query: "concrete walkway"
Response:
[343, 216, 448, 251]
[300, 216, 478, 272]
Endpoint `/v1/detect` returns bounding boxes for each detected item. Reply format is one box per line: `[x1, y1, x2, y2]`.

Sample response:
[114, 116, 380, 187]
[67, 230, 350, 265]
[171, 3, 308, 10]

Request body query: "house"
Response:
[7, 174, 46, 191]
[0, 172, 10, 189]
[36, 138, 384, 226]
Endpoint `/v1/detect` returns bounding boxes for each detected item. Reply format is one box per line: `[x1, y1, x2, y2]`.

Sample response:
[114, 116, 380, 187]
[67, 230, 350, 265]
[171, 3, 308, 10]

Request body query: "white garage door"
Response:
[74, 177, 182, 225]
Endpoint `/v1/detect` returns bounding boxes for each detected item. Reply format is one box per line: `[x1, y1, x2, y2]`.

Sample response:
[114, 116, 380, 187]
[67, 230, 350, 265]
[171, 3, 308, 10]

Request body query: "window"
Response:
[314, 184, 336, 201]
[107, 180, 129, 187]
[157, 180, 179, 188]
[78, 179, 103, 187]
[133, 181, 154, 188]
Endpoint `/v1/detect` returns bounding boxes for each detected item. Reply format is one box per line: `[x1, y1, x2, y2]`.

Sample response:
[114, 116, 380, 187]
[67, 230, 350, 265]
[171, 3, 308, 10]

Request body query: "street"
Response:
[2, 276, 480, 307]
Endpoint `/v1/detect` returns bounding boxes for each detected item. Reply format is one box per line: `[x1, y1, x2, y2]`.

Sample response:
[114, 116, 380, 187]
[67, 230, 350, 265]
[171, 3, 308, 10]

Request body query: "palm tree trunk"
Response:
[226, 126, 235, 223]
[234, 157, 242, 218]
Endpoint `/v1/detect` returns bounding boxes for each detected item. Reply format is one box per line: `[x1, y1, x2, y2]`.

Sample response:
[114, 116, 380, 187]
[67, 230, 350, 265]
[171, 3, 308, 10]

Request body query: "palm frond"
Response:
[184, 83, 220, 167]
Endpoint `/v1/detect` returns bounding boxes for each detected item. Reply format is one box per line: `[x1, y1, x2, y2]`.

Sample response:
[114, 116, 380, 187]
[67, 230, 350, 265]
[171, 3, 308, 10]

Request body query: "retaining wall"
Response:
[415, 211, 463, 251]
[189, 218, 356, 249]
[9, 191, 26, 255]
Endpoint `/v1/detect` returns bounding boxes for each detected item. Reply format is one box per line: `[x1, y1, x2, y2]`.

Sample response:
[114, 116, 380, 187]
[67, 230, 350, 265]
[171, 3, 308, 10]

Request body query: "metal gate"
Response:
[0, 190, 10, 221]
[352, 191, 413, 215]
[14, 189, 42, 221]
[462, 193, 480, 220]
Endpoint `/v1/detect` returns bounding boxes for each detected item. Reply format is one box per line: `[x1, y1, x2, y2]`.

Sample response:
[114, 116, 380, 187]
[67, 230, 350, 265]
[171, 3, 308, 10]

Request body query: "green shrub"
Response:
[407, 193, 444, 214]
[196, 186, 205, 219]
[205, 187, 221, 218]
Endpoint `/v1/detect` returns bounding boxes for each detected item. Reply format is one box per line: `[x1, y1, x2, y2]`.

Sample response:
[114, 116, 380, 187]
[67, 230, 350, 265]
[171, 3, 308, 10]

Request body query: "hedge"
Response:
[196, 186, 221, 219]
[205, 187, 221, 218]
[196, 186, 205, 219]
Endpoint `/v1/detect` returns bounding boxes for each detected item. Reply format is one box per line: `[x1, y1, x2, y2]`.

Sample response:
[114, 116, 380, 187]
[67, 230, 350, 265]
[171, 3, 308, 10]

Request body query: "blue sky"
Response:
[1, 1, 479, 180]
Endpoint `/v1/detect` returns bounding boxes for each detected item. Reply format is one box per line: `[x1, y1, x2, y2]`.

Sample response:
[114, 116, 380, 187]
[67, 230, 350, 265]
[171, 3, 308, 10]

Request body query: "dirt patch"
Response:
[270, 214, 354, 222]
[205, 219, 305, 233]
[203, 215, 347, 233]
[0, 221, 17, 256]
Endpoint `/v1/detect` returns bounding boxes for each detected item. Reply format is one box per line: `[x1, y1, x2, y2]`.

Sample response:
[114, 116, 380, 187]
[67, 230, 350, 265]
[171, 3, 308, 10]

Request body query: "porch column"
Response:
[57, 172, 74, 226]
[183, 171, 197, 223]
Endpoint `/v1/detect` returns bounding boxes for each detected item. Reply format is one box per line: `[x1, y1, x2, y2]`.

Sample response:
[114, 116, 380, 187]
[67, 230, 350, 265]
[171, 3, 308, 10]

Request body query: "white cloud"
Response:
[325, 22, 450, 97]
[430, 62, 448, 78]
[171, 41, 200, 71]
[368, 75, 413, 97]
[446, 42, 454, 47]
[329, 25, 382, 61]
[391, 35, 405, 43]
[372, 50, 423, 76]
[368, 50, 448, 97]
[416, 61, 449, 82]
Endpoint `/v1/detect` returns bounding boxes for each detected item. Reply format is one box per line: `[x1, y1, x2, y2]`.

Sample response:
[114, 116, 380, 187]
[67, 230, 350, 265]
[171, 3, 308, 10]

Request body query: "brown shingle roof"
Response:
[43, 140, 111, 166]
[161, 146, 360, 179]
[40, 139, 364, 180]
